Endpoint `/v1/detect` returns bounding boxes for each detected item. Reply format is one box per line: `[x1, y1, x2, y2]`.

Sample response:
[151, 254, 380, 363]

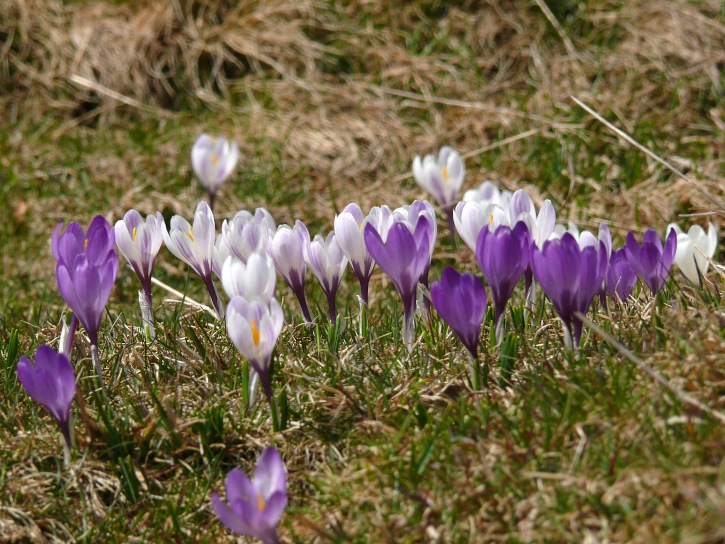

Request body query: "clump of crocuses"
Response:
[52, 215, 118, 384]
[212, 447, 287, 544]
[17, 345, 76, 465]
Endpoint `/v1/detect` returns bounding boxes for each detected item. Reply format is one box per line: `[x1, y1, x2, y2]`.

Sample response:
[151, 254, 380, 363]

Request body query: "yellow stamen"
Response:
[210, 155, 219, 166]
[132, 226, 137, 242]
[441, 167, 449, 181]
[84, 238, 89, 250]
[251, 319, 260, 347]
[359, 222, 364, 231]
[257, 493, 266, 511]
[186, 226, 194, 242]
[489, 214, 494, 226]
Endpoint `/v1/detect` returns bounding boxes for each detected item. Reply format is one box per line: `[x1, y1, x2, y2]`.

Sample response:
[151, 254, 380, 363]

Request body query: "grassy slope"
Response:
[1, 0, 724, 542]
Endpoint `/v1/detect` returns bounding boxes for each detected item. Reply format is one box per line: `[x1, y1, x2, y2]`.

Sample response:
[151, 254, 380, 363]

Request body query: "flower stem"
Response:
[468, 352, 481, 391]
[138, 289, 155, 340]
[294, 287, 313, 323]
[203, 277, 225, 319]
[91, 343, 106, 391]
[326, 288, 338, 325]
[60, 314, 78, 358]
[402, 293, 417, 346]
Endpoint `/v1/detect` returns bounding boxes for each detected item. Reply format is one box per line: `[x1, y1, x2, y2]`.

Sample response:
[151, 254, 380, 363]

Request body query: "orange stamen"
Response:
[257, 493, 266, 511]
[132, 226, 137, 242]
[251, 320, 260, 347]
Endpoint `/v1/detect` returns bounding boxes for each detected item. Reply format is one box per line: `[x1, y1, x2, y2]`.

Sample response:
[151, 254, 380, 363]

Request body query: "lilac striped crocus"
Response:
[114, 210, 166, 337]
[625, 229, 677, 294]
[52, 216, 118, 383]
[453, 200, 510, 253]
[305, 232, 348, 324]
[17, 345, 76, 465]
[163, 201, 225, 318]
[413, 147, 464, 234]
[430, 267, 487, 358]
[214, 208, 276, 276]
[531, 233, 608, 350]
[334, 203, 376, 304]
[476, 221, 530, 342]
[221, 252, 276, 304]
[212, 447, 287, 544]
[192, 134, 239, 210]
[364, 212, 432, 345]
[269, 221, 312, 323]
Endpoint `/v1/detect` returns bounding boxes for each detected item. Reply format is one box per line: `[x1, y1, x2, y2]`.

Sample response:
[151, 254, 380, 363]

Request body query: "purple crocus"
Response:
[212, 447, 287, 544]
[364, 214, 432, 345]
[17, 345, 76, 464]
[531, 233, 608, 350]
[52, 216, 118, 382]
[476, 221, 530, 342]
[430, 267, 487, 358]
[305, 232, 348, 324]
[269, 221, 312, 323]
[625, 229, 677, 294]
[605, 248, 638, 304]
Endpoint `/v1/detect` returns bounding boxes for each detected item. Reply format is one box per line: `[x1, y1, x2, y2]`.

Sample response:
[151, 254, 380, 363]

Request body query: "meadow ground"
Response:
[1, 0, 724, 542]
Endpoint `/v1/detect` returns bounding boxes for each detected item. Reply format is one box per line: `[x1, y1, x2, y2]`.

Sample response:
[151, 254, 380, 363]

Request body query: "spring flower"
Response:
[192, 134, 239, 209]
[667, 222, 718, 285]
[605, 248, 638, 303]
[430, 267, 487, 358]
[269, 221, 312, 323]
[413, 146, 464, 213]
[334, 203, 376, 304]
[453, 201, 510, 252]
[625, 229, 677, 294]
[531, 233, 608, 350]
[476, 222, 530, 342]
[508, 189, 556, 249]
[163, 201, 225, 318]
[221, 253, 276, 303]
[462, 180, 513, 209]
[114, 210, 166, 337]
[364, 213, 432, 344]
[17, 345, 76, 464]
[226, 296, 284, 402]
[305, 232, 348, 324]
[52, 216, 118, 383]
[395, 200, 437, 310]
[212, 447, 287, 544]
[214, 208, 276, 276]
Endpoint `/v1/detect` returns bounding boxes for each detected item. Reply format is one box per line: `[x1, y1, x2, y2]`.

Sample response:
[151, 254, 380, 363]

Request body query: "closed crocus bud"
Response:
[431, 267, 487, 358]
[269, 221, 312, 323]
[334, 203, 375, 304]
[509, 190, 556, 249]
[212, 447, 287, 544]
[192, 134, 239, 208]
[305, 232, 348, 324]
[605, 248, 638, 303]
[625, 228, 677, 294]
[531, 233, 608, 351]
[163, 201, 224, 318]
[226, 296, 284, 402]
[667, 222, 718, 285]
[221, 252, 276, 303]
[17, 345, 76, 464]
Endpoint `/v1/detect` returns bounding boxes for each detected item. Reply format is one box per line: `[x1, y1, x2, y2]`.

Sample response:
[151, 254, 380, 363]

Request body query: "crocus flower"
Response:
[192, 134, 239, 209]
[269, 221, 312, 323]
[462, 180, 513, 209]
[625, 229, 677, 294]
[430, 267, 487, 358]
[508, 189, 556, 249]
[476, 222, 530, 342]
[214, 208, 276, 276]
[605, 248, 638, 303]
[453, 201, 510, 252]
[667, 222, 718, 285]
[531, 233, 608, 350]
[364, 214, 432, 344]
[52, 216, 118, 382]
[17, 345, 76, 464]
[334, 203, 376, 304]
[163, 201, 225, 318]
[221, 253, 276, 304]
[305, 232, 348, 324]
[114, 210, 166, 337]
[226, 296, 284, 402]
[395, 200, 437, 311]
[412, 146, 464, 215]
[212, 447, 287, 544]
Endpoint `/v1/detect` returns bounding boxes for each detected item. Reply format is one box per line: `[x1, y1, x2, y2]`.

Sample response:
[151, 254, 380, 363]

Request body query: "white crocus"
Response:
[305, 232, 349, 324]
[412, 146, 464, 211]
[508, 189, 556, 249]
[667, 222, 718, 284]
[269, 220, 312, 322]
[453, 201, 510, 252]
[163, 201, 224, 318]
[334, 203, 376, 303]
[213, 208, 276, 277]
[192, 134, 239, 203]
[462, 180, 513, 210]
[221, 252, 276, 304]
